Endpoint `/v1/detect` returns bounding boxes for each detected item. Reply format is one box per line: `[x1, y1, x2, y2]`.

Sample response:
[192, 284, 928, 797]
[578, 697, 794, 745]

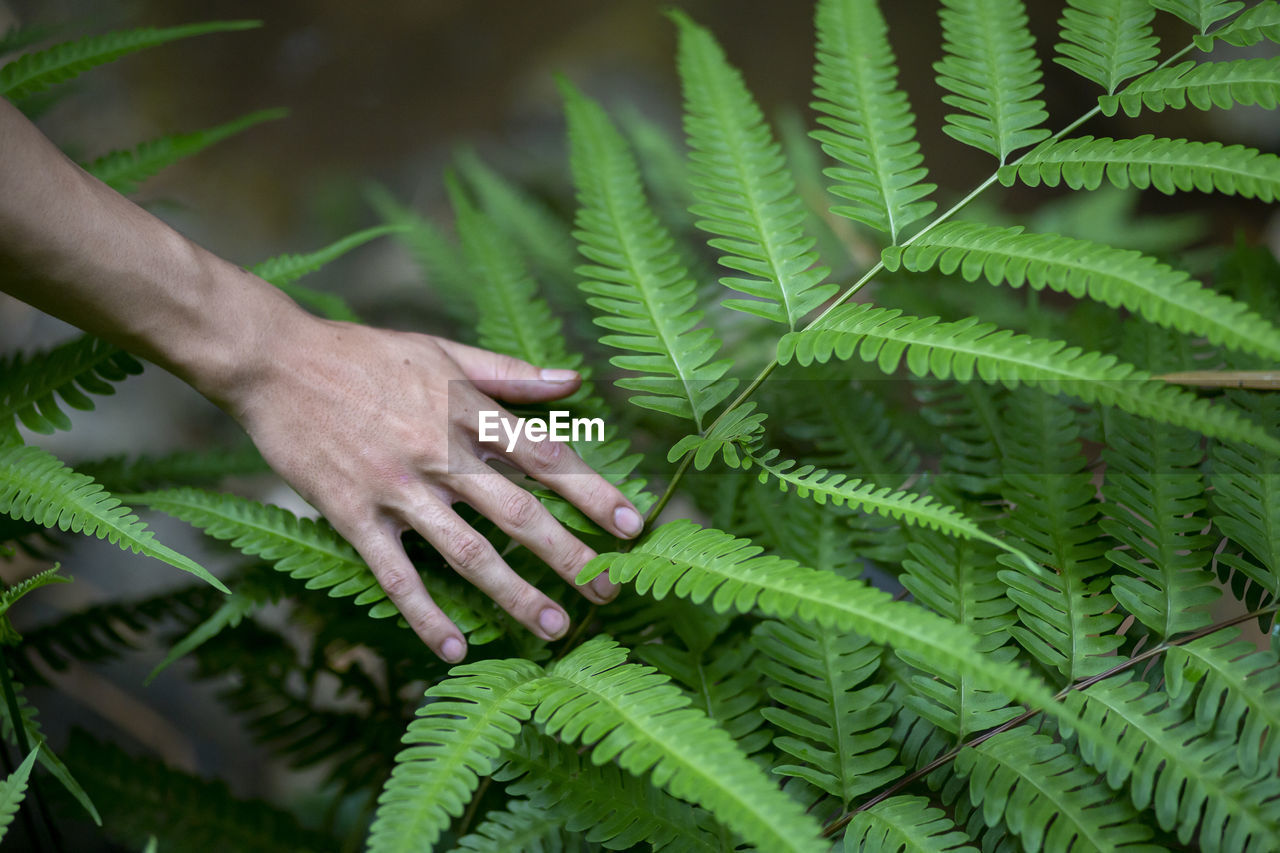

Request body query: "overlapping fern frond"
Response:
[1209, 391, 1280, 603]
[778, 303, 1280, 454]
[840, 795, 975, 853]
[251, 225, 405, 322]
[1055, 0, 1159, 94]
[562, 80, 735, 428]
[811, 0, 936, 243]
[1151, 0, 1245, 33]
[1100, 58, 1280, 116]
[934, 0, 1049, 162]
[0, 335, 141, 436]
[1197, 0, 1280, 49]
[447, 799, 571, 853]
[673, 11, 835, 328]
[0, 747, 38, 845]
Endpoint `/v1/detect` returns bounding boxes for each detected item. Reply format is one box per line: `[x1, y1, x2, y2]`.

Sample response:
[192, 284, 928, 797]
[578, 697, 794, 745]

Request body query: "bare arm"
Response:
[0, 97, 643, 662]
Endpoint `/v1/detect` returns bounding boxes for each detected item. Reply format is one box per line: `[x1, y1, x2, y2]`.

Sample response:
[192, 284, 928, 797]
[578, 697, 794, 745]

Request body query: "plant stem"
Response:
[820, 603, 1280, 838]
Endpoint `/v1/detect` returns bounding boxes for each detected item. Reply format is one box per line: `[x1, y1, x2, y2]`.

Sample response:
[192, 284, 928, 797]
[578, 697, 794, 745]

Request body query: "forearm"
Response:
[0, 96, 304, 407]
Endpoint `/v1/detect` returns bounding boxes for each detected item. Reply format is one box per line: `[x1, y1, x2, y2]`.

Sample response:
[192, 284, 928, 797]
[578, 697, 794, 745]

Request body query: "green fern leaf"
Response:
[496, 730, 722, 851]
[1069, 672, 1280, 851]
[1164, 626, 1280, 780]
[252, 224, 405, 322]
[0, 565, 70, 619]
[367, 659, 544, 853]
[0, 21, 260, 101]
[668, 402, 767, 470]
[956, 725, 1161, 852]
[130, 488, 498, 640]
[842, 795, 976, 853]
[1055, 0, 1159, 93]
[1150, 0, 1244, 33]
[448, 798, 571, 853]
[0, 747, 38, 845]
[998, 390, 1121, 682]
[1196, 0, 1280, 49]
[1100, 58, 1280, 116]
[75, 443, 268, 493]
[535, 636, 827, 853]
[0, 335, 142, 435]
[144, 585, 263, 685]
[84, 108, 286, 195]
[934, 0, 1050, 162]
[580, 520, 1067, 726]
[673, 11, 836, 328]
[0, 445, 224, 591]
[753, 619, 901, 807]
[889, 219, 1280, 362]
[811, 0, 936, 242]
[562, 79, 735, 428]
[1004, 135, 1280, 204]
[778, 303, 1280, 455]
[1209, 392, 1280, 601]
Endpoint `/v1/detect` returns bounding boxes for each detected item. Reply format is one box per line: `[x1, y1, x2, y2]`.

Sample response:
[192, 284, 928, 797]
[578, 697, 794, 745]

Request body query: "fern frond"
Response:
[753, 619, 901, 807]
[841, 795, 976, 853]
[1055, 0, 1159, 94]
[778, 303, 1280, 454]
[899, 538, 1022, 737]
[1100, 58, 1280, 116]
[75, 442, 268, 493]
[144, 585, 264, 684]
[956, 725, 1160, 852]
[0, 747, 37, 845]
[1209, 391, 1280, 602]
[0, 565, 70, 619]
[131, 488, 498, 640]
[668, 402, 767, 470]
[1196, 0, 1280, 49]
[562, 79, 736, 428]
[1150, 0, 1245, 33]
[0, 21, 260, 101]
[367, 659, 543, 853]
[534, 636, 826, 853]
[580, 520, 1066, 723]
[496, 729, 721, 851]
[673, 11, 835, 328]
[1003, 135, 1280, 203]
[84, 108, 286, 195]
[252, 225, 405, 321]
[0, 335, 142, 435]
[1163, 626, 1280, 780]
[998, 390, 1121, 682]
[811, 0, 936, 242]
[916, 381, 1007, 497]
[1069, 672, 1280, 851]
[0, 445, 224, 591]
[888, 219, 1280, 362]
[0, 672, 99, 824]
[934, 0, 1049, 162]
[448, 798, 571, 853]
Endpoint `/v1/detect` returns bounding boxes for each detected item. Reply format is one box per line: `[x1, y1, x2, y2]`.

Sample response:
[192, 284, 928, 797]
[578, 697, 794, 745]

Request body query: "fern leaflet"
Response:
[811, 0, 936, 242]
[562, 79, 735, 428]
[251, 224, 405, 322]
[0, 747, 37, 845]
[447, 799, 571, 853]
[1150, 0, 1245, 33]
[1056, 0, 1159, 93]
[841, 795, 976, 853]
[673, 11, 835, 328]
[1210, 391, 1280, 602]
[1100, 58, 1280, 116]
[934, 0, 1049, 162]
[0, 335, 142, 436]
[778, 303, 1280, 455]
[0, 673, 99, 824]
[1196, 0, 1280, 49]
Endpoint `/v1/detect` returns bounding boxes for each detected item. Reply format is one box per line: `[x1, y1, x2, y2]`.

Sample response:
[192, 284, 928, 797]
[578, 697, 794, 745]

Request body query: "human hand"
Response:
[216, 309, 644, 663]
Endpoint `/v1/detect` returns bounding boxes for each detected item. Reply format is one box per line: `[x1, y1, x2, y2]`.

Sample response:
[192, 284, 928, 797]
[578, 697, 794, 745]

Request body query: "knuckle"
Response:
[525, 436, 563, 470]
[499, 489, 540, 529]
[556, 540, 596, 575]
[376, 569, 412, 601]
[447, 530, 488, 572]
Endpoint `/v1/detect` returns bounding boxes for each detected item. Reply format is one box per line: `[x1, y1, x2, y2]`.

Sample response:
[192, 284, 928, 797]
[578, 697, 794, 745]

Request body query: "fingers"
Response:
[435, 338, 582, 403]
[404, 493, 576, 644]
[453, 462, 620, 604]
[352, 524, 468, 663]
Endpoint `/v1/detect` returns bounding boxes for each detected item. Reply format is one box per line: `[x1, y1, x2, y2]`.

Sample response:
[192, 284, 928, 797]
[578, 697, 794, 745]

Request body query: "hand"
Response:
[220, 310, 644, 663]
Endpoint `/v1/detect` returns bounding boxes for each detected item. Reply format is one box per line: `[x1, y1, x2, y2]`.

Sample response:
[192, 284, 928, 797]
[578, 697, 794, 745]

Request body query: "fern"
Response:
[1196, 0, 1280, 49]
[1055, 0, 1159, 94]
[0, 335, 142, 436]
[0, 672, 99, 824]
[0, 565, 70, 619]
[811, 0, 936, 243]
[1002, 135, 1280, 202]
[447, 798, 571, 853]
[84, 108, 287, 195]
[131, 488, 500, 641]
[778, 303, 1280, 454]
[1209, 391, 1280, 602]
[533, 636, 827, 853]
[562, 80, 736, 428]
[0, 747, 37, 845]
[934, 0, 1050, 162]
[1100, 58, 1280, 116]
[673, 10, 835, 329]
[0, 444, 224, 591]
[840, 795, 976, 853]
[251, 225, 405, 322]
[1150, 0, 1245, 33]
[0, 21, 260, 101]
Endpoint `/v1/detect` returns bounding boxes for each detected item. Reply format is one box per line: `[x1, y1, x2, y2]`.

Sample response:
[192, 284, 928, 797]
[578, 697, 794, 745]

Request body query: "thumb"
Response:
[434, 338, 582, 403]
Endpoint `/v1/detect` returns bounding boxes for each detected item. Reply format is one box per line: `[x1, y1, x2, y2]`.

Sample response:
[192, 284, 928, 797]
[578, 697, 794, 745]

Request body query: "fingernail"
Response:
[441, 637, 465, 662]
[539, 368, 578, 384]
[614, 506, 644, 538]
[539, 608, 567, 638]
[590, 574, 619, 602]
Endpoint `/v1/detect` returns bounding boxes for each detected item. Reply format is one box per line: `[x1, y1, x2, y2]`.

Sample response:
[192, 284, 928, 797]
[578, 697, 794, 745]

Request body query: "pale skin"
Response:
[0, 97, 644, 663]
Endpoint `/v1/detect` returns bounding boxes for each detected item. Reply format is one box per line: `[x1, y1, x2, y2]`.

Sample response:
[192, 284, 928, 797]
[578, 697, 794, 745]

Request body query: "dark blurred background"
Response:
[1, 0, 1277, 838]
